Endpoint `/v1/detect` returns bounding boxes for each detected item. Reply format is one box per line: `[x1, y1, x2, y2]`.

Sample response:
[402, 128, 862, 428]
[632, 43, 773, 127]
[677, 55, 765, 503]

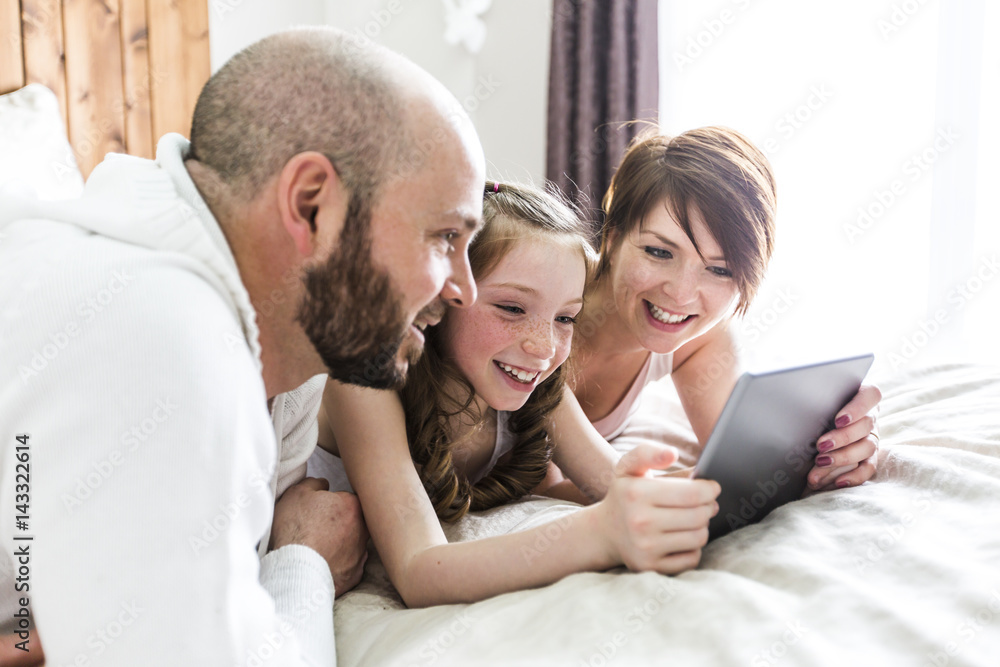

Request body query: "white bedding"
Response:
[334, 362, 1000, 666]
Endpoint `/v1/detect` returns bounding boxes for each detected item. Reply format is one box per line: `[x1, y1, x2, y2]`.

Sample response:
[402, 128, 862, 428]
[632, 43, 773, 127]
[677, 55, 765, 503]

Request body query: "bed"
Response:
[4, 6, 1000, 666]
[334, 363, 1000, 666]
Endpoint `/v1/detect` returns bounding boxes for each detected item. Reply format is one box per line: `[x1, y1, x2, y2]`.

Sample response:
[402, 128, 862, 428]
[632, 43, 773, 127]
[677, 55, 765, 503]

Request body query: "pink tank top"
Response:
[591, 352, 673, 440]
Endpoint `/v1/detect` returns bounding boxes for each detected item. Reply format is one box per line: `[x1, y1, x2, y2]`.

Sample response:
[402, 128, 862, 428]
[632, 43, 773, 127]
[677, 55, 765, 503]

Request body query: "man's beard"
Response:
[296, 195, 421, 390]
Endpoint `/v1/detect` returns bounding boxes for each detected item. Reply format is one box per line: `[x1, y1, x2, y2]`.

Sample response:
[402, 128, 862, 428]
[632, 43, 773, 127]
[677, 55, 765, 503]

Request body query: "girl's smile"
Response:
[493, 360, 541, 392]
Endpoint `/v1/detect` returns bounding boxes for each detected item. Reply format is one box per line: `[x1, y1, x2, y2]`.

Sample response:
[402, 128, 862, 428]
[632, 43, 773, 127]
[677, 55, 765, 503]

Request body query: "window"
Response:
[660, 0, 999, 372]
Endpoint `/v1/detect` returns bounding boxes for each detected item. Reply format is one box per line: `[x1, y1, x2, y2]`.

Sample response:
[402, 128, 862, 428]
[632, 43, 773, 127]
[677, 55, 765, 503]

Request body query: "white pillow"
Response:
[0, 83, 86, 200]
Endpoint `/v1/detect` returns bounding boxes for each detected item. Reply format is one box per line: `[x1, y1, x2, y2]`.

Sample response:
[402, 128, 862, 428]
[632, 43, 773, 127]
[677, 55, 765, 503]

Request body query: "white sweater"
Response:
[0, 135, 335, 665]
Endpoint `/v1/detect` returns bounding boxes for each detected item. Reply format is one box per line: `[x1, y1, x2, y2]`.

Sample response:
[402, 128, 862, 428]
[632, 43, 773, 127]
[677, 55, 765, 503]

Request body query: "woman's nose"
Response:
[664, 267, 699, 306]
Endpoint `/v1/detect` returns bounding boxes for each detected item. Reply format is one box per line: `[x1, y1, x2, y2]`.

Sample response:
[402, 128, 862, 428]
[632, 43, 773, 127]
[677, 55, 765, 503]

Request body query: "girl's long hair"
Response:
[400, 181, 598, 522]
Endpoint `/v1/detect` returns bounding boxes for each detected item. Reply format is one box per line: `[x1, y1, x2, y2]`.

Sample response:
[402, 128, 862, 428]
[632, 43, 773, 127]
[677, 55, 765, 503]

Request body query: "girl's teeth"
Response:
[499, 362, 537, 383]
[648, 302, 691, 324]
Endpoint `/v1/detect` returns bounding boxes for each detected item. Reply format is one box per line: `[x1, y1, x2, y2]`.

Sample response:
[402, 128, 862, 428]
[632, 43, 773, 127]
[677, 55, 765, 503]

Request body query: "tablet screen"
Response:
[693, 353, 874, 540]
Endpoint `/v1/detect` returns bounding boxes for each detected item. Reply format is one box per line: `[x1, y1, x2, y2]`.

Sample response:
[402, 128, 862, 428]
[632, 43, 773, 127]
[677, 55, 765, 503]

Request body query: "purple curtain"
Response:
[546, 0, 659, 226]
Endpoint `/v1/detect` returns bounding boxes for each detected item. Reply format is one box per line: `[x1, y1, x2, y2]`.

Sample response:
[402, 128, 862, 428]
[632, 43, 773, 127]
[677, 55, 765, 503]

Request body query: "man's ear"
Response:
[276, 152, 349, 259]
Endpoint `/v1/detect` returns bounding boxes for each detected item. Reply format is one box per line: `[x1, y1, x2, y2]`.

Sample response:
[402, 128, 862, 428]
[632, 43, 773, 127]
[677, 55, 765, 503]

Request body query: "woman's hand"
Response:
[806, 384, 883, 493]
[595, 444, 720, 574]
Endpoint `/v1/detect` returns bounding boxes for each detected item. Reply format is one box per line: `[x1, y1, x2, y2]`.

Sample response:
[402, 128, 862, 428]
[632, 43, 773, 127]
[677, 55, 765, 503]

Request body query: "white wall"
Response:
[209, 0, 326, 69]
[659, 0, 1000, 370]
[209, 0, 551, 183]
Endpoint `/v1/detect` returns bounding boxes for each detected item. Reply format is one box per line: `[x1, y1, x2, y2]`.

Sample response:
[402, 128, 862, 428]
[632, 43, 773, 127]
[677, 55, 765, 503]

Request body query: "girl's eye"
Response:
[709, 266, 733, 278]
[645, 246, 672, 259]
[497, 305, 525, 315]
[556, 316, 577, 325]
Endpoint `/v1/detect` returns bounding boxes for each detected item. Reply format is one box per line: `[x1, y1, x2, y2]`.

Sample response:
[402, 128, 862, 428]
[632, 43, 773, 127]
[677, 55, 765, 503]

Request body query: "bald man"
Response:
[0, 28, 484, 665]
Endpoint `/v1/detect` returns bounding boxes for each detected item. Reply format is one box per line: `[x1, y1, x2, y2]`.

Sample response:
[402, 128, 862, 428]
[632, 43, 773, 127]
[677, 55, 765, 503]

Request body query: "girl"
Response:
[308, 181, 720, 607]
[542, 127, 881, 500]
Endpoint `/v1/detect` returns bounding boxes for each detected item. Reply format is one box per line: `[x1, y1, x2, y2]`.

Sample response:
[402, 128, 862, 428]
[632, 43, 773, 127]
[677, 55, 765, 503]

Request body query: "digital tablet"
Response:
[693, 353, 875, 540]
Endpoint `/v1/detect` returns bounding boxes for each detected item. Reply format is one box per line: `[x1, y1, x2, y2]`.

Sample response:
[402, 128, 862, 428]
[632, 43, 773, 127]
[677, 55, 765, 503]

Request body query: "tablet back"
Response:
[693, 354, 874, 541]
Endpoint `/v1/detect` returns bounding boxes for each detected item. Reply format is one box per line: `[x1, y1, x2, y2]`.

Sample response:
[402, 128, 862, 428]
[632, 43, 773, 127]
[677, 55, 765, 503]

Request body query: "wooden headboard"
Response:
[1, 0, 210, 178]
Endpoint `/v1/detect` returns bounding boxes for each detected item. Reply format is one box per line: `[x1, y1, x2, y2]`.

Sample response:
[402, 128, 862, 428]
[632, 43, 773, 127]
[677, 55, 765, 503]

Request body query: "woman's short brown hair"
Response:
[597, 126, 777, 316]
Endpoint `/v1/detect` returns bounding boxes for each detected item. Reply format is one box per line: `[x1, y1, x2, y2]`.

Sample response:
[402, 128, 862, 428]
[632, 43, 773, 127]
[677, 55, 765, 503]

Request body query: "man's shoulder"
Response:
[2, 229, 255, 386]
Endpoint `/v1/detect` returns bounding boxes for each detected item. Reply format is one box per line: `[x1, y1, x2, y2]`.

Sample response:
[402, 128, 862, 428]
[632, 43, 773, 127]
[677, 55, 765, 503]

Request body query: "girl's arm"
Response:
[544, 385, 624, 502]
[323, 379, 719, 608]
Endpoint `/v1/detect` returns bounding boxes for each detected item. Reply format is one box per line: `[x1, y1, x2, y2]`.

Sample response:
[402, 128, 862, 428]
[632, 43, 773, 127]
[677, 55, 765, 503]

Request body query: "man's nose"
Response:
[441, 249, 477, 307]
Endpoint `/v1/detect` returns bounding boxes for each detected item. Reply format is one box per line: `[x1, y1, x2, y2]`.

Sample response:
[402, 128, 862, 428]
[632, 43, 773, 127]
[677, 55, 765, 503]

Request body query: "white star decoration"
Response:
[442, 0, 492, 54]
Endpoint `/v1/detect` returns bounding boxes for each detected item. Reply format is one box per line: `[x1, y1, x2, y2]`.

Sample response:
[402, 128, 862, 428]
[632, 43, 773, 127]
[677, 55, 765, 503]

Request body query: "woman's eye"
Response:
[497, 305, 525, 315]
[709, 266, 733, 278]
[645, 246, 672, 259]
[556, 316, 577, 325]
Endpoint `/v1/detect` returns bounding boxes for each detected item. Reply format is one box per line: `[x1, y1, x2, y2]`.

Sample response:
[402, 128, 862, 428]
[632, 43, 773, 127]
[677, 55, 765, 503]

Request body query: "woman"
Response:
[546, 127, 880, 499]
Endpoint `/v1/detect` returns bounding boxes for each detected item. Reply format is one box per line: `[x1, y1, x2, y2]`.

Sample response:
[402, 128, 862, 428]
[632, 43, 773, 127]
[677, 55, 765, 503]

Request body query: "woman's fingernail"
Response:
[835, 414, 850, 428]
[816, 455, 833, 467]
[836, 479, 851, 488]
[817, 440, 835, 453]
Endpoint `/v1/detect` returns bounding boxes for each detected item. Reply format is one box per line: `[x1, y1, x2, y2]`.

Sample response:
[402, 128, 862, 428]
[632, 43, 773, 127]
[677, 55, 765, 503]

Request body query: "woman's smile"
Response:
[609, 201, 739, 354]
[644, 300, 698, 331]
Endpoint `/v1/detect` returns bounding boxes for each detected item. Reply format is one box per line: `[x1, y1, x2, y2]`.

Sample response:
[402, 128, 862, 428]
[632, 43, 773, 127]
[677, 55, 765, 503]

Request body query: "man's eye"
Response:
[645, 247, 672, 259]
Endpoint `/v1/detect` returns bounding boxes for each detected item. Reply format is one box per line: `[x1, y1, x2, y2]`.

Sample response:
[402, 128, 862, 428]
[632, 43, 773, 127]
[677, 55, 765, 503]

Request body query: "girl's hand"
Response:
[595, 444, 721, 574]
[806, 384, 883, 493]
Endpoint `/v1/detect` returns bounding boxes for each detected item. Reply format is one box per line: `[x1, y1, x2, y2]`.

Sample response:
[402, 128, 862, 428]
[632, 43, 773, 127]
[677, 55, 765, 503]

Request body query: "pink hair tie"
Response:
[493, 182, 500, 192]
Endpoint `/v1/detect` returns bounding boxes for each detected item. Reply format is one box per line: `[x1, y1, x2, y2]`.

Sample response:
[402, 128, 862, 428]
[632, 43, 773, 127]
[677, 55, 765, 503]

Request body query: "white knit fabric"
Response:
[262, 373, 329, 559]
[0, 134, 335, 665]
